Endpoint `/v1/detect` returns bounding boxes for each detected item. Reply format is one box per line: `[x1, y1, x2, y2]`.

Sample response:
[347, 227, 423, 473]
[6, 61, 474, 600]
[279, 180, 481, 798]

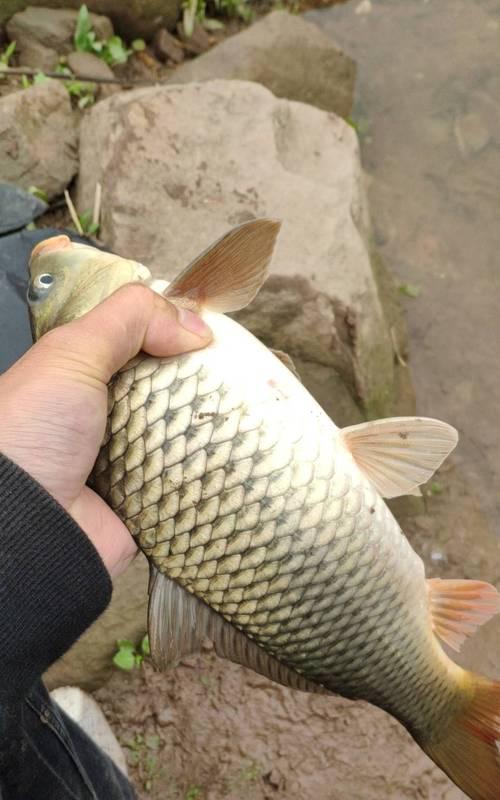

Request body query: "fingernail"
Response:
[177, 307, 212, 339]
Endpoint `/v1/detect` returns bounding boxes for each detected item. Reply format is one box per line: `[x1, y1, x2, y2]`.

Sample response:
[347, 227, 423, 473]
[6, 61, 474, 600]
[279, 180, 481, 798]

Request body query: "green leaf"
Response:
[74, 4, 92, 51]
[28, 185, 49, 203]
[103, 35, 131, 65]
[21, 74, 30, 89]
[132, 38, 146, 51]
[202, 17, 225, 30]
[113, 648, 136, 670]
[26, 221, 37, 231]
[116, 638, 136, 651]
[430, 481, 443, 495]
[141, 635, 150, 655]
[0, 40, 16, 65]
[398, 283, 421, 298]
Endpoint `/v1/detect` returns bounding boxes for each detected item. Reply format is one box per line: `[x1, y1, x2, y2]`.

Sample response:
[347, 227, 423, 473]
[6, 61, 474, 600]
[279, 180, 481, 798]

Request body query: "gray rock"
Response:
[169, 11, 356, 119]
[153, 27, 184, 63]
[45, 554, 149, 691]
[1, 1, 182, 39]
[78, 79, 407, 422]
[0, 79, 78, 200]
[176, 20, 211, 55]
[6, 6, 113, 70]
[67, 50, 115, 81]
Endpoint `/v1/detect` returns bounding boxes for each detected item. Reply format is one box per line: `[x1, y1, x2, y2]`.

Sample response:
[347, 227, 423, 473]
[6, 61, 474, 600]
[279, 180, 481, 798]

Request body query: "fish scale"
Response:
[90, 336, 456, 741]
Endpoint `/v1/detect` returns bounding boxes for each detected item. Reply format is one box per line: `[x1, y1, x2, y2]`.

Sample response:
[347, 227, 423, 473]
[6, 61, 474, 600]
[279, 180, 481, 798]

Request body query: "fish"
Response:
[28, 220, 500, 800]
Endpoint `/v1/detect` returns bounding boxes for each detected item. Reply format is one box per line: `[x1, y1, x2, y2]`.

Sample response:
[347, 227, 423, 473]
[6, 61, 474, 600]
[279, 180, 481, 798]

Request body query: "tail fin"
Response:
[424, 678, 500, 800]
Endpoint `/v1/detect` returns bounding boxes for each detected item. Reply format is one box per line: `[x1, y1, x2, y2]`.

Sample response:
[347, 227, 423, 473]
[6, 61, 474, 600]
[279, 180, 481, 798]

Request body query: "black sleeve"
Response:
[0, 453, 112, 700]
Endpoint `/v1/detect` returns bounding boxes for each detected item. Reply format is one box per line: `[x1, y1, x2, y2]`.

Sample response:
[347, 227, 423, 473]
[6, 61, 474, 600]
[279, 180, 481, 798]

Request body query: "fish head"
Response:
[28, 235, 153, 340]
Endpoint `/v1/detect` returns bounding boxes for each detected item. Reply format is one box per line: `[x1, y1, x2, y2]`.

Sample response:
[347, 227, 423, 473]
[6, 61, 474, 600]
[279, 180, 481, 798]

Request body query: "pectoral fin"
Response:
[427, 578, 500, 652]
[148, 568, 326, 693]
[340, 417, 458, 499]
[164, 218, 281, 313]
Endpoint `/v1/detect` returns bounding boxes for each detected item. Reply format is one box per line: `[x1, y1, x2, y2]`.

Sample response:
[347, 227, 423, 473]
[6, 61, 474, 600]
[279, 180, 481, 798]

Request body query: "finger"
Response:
[38, 284, 212, 383]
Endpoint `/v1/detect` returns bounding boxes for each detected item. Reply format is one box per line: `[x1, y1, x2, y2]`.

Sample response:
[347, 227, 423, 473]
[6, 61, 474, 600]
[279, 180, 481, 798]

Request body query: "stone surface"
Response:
[0, 80, 78, 200]
[176, 20, 211, 55]
[153, 27, 184, 63]
[45, 554, 149, 691]
[1, 1, 182, 39]
[169, 11, 356, 119]
[6, 6, 113, 70]
[67, 50, 115, 81]
[78, 79, 408, 424]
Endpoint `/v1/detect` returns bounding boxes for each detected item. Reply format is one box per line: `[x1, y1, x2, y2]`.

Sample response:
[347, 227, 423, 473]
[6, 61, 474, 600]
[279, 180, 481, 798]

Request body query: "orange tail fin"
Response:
[424, 678, 500, 800]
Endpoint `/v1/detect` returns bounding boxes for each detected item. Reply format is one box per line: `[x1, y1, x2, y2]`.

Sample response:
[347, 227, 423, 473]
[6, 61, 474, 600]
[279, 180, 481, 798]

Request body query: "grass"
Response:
[113, 635, 150, 671]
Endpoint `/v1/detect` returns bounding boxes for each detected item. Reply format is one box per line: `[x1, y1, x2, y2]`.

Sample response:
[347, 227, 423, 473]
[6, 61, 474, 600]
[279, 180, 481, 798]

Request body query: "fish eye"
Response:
[27, 273, 55, 304]
[35, 273, 54, 289]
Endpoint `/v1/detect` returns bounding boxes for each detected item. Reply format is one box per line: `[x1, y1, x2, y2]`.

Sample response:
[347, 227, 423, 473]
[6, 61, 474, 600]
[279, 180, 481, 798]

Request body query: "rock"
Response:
[45, 554, 150, 691]
[67, 50, 115, 81]
[1, 1, 182, 40]
[176, 20, 211, 55]
[169, 11, 356, 119]
[78, 80, 410, 424]
[153, 27, 184, 63]
[0, 80, 78, 200]
[6, 6, 113, 70]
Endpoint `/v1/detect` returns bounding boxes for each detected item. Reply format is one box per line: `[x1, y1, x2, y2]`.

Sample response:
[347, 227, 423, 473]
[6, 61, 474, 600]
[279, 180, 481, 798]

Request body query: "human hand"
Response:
[0, 284, 212, 577]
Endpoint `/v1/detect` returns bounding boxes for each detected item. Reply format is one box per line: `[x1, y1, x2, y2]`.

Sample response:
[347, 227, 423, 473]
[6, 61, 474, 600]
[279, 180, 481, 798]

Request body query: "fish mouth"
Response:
[30, 235, 73, 262]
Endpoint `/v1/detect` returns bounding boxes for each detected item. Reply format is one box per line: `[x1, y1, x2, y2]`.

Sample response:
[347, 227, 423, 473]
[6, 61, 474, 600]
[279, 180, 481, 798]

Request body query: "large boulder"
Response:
[6, 6, 113, 70]
[0, 80, 78, 200]
[1, 0, 182, 39]
[78, 79, 409, 424]
[168, 11, 356, 119]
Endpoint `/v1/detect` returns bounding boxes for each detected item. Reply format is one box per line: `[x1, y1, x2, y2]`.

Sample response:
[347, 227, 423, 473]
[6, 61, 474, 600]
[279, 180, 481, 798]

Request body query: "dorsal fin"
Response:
[164, 218, 281, 313]
[148, 568, 326, 694]
[427, 578, 500, 652]
[340, 417, 458, 498]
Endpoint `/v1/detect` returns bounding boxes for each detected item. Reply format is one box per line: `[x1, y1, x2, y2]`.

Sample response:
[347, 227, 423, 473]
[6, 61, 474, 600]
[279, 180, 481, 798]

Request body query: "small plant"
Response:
[20, 71, 48, 88]
[185, 786, 202, 800]
[113, 635, 150, 671]
[182, 0, 251, 37]
[429, 481, 443, 495]
[28, 186, 49, 203]
[0, 40, 16, 68]
[74, 4, 134, 65]
[55, 63, 96, 109]
[398, 282, 421, 299]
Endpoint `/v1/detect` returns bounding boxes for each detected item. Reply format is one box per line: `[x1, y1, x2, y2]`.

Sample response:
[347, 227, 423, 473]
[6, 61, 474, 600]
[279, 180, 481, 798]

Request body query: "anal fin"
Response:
[427, 577, 500, 652]
[148, 568, 326, 693]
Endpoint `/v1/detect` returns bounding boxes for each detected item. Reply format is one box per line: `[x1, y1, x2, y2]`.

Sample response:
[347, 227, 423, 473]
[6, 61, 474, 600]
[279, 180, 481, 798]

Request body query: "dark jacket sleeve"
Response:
[0, 452, 112, 700]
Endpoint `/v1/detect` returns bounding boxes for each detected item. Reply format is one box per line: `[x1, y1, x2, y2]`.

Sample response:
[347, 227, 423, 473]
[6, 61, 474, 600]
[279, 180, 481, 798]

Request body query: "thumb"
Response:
[37, 283, 212, 383]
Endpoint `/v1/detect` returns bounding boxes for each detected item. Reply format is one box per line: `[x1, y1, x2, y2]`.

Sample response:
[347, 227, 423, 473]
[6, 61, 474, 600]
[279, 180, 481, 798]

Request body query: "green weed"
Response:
[0, 40, 16, 68]
[113, 635, 150, 671]
[398, 283, 421, 299]
[74, 5, 143, 66]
